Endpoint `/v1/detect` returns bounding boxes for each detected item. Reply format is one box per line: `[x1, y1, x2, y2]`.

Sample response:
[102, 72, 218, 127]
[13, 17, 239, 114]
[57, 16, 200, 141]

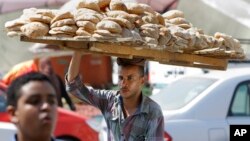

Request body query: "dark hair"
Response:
[138, 66, 145, 76]
[7, 72, 55, 107]
[116, 58, 145, 76]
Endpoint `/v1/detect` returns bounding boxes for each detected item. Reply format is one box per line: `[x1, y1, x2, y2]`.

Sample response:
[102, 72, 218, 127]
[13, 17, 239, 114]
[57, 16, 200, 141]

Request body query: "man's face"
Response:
[38, 58, 53, 76]
[118, 65, 145, 99]
[9, 81, 57, 139]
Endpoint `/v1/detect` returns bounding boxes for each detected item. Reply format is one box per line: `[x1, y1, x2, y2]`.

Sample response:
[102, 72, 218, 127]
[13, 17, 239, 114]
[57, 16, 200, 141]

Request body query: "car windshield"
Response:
[151, 77, 217, 110]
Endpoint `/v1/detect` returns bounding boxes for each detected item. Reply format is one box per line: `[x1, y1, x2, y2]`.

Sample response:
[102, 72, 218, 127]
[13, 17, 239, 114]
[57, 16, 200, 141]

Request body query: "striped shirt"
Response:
[66, 75, 165, 141]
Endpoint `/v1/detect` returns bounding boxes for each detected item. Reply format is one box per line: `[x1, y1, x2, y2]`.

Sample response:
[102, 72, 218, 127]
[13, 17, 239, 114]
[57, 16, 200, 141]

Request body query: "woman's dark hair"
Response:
[7, 72, 55, 107]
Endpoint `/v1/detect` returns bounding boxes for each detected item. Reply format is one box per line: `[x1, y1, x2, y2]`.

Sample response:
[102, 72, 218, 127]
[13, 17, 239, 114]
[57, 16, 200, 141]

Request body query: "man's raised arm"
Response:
[67, 52, 82, 82]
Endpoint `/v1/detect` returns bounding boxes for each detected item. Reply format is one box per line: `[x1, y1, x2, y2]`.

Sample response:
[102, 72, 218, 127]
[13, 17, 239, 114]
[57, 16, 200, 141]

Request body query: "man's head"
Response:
[7, 72, 57, 140]
[117, 58, 146, 100]
[38, 57, 54, 76]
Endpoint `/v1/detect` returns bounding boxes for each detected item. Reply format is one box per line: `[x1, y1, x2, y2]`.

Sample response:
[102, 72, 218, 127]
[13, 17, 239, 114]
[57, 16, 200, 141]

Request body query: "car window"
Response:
[229, 82, 250, 116]
[151, 77, 217, 110]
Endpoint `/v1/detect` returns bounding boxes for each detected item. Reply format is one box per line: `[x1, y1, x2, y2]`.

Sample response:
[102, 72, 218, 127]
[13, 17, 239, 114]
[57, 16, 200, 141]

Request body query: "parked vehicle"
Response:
[0, 92, 99, 141]
[151, 68, 250, 141]
[0, 122, 16, 140]
[147, 61, 204, 95]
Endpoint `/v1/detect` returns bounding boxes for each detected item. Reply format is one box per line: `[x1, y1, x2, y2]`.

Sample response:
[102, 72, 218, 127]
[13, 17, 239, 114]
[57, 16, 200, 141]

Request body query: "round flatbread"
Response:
[125, 3, 154, 14]
[77, 0, 100, 11]
[21, 22, 49, 38]
[5, 18, 28, 28]
[76, 28, 92, 36]
[162, 10, 184, 20]
[50, 18, 75, 28]
[76, 21, 96, 32]
[96, 20, 122, 33]
[29, 15, 52, 24]
[103, 17, 133, 29]
[94, 29, 121, 37]
[75, 13, 101, 24]
[51, 25, 77, 33]
[51, 11, 74, 24]
[110, 0, 127, 11]
[36, 9, 55, 18]
[98, 0, 111, 8]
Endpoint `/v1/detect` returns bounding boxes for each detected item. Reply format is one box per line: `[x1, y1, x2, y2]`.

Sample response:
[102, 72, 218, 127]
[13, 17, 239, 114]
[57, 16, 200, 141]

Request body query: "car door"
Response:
[226, 81, 250, 137]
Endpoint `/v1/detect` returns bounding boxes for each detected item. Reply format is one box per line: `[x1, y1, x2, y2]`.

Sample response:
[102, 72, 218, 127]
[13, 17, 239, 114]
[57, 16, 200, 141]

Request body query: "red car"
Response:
[0, 92, 99, 141]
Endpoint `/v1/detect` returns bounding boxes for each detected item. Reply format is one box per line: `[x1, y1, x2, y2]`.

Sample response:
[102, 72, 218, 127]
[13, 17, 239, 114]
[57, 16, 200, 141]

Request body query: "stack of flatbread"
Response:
[74, 0, 104, 38]
[162, 10, 197, 52]
[161, 9, 241, 56]
[194, 32, 244, 58]
[5, 18, 29, 37]
[94, 0, 136, 38]
[122, 2, 165, 46]
[4, 0, 244, 58]
[49, 11, 77, 38]
[22, 8, 56, 38]
[5, 8, 54, 38]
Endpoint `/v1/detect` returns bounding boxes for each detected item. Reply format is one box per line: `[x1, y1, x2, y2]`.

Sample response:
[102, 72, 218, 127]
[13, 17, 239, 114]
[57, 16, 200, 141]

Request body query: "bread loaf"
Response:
[21, 22, 49, 38]
[96, 20, 122, 33]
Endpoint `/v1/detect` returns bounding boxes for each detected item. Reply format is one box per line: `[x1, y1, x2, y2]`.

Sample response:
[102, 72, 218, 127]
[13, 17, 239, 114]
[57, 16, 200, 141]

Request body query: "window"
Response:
[230, 82, 250, 116]
[151, 77, 217, 110]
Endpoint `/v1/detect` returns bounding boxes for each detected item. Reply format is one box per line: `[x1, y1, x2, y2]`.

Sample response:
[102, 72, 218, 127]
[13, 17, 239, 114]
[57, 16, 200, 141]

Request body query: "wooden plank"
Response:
[21, 35, 138, 44]
[21, 36, 63, 46]
[21, 36, 91, 49]
[91, 42, 228, 70]
[159, 60, 227, 70]
[20, 36, 228, 70]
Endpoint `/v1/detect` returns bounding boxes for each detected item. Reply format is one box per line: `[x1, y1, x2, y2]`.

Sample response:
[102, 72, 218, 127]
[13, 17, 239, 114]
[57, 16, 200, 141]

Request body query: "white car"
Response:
[0, 90, 17, 140]
[0, 122, 16, 140]
[151, 68, 250, 141]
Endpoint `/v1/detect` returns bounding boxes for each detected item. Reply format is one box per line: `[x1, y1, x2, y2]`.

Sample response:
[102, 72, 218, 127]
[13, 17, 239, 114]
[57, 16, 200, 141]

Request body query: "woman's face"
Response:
[10, 81, 57, 139]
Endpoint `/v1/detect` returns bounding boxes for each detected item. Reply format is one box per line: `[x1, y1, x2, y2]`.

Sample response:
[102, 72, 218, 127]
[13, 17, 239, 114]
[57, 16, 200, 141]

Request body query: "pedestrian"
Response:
[2, 57, 76, 111]
[38, 57, 76, 111]
[6, 72, 60, 141]
[66, 52, 164, 141]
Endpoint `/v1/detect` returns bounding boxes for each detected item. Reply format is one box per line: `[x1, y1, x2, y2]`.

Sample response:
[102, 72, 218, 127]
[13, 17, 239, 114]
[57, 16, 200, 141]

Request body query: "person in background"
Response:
[6, 72, 61, 141]
[66, 52, 164, 141]
[0, 81, 7, 96]
[1, 57, 75, 111]
[0, 81, 7, 112]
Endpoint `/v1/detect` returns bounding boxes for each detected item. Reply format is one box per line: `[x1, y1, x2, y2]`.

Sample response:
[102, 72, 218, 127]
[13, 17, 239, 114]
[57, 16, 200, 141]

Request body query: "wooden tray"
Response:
[20, 36, 230, 70]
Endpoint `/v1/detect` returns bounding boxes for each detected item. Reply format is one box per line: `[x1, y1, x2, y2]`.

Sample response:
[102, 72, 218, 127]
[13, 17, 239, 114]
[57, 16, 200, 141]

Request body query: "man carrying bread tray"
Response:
[65, 52, 164, 141]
